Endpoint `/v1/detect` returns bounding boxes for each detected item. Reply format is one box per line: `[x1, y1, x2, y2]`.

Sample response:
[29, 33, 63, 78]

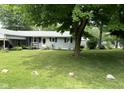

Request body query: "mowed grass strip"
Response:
[0, 49, 124, 88]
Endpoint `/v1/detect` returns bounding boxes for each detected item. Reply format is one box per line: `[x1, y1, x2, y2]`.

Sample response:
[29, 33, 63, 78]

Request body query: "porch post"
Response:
[31, 37, 33, 48]
[27, 37, 29, 46]
[33, 37, 34, 42]
[3, 34, 6, 50]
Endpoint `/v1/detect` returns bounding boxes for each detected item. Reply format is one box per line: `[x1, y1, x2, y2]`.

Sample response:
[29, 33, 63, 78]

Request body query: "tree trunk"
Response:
[74, 31, 82, 57]
[74, 19, 88, 57]
[98, 24, 103, 49]
[115, 37, 119, 48]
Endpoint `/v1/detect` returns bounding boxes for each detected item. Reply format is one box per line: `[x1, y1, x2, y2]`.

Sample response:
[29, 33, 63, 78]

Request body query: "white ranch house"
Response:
[0, 29, 87, 50]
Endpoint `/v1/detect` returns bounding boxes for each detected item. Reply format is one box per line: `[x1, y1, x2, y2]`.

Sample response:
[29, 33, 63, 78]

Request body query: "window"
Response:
[43, 38, 46, 44]
[50, 38, 57, 42]
[55, 38, 57, 42]
[70, 37, 73, 43]
[64, 38, 69, 43]
[39, 37, 41, 42]
[52, 38, 54, 42]
[34, 37, 37, 42]
[49, 37, 51, 41]
[64, 38, 67, 43]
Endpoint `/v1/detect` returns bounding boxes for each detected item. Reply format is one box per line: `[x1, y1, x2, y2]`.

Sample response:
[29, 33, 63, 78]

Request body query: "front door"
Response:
[43, 38, 46, 44]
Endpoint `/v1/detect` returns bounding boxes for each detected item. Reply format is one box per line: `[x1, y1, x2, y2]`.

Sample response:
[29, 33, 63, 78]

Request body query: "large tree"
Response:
[22, 4, 119, 56]
[108, 5, 124, 48]
[91, 5, 116, 48]
[22, 4, 96, 56]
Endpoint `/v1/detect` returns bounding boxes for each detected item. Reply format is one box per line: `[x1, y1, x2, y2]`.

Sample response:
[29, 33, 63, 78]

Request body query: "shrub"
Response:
[106, 41, 113, 49]
[80, 45, 84, 49]
[11, 46, 22, 50]
[1, 48, 9, 53]
[120, 38, 124, 49]
[22, 45, 28, 49]
[42, 45, 49, 50]
[99, 45, 106, 49]
[58, 47, 62, 50]
[87, 38, 97, 49]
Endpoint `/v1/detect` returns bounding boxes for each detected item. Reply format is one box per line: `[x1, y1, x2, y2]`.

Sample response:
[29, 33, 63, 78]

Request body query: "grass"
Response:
[0, 49, 124, 88]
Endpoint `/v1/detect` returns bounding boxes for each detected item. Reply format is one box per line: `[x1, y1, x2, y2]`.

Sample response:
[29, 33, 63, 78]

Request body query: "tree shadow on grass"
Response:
[21, 50, 124, 88]
[22, 50, 124, 75]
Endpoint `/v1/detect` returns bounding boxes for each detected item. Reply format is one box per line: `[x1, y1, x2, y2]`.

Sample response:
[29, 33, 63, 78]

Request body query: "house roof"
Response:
[0, 29, 71, 38]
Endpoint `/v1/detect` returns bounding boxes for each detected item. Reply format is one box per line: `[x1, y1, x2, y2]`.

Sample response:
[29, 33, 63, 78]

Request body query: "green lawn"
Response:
[0, 49, 124, 88]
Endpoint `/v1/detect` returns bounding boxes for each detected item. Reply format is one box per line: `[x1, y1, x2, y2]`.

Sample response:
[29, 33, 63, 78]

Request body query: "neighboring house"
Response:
[0, 29, 87, 50]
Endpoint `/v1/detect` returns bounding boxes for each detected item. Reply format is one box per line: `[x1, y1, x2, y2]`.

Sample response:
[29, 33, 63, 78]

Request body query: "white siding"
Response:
[39, 37, 75, 50]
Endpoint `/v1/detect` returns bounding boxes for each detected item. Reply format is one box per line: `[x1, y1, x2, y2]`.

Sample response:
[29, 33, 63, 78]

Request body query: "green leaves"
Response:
[72, 5, 93, 22]
[24, 4, 74, 31]
[108, 5, 124, 38]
